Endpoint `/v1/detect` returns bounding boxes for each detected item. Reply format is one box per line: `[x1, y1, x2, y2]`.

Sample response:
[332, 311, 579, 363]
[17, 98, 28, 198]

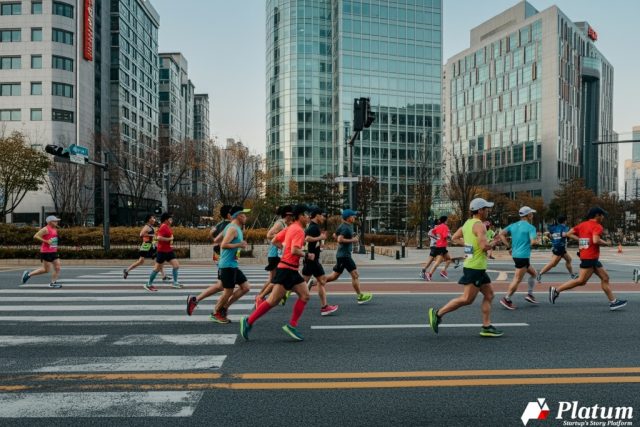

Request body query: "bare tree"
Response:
[443, 149, 488, 222]
[356, 176, 379, 235]
[44, 161, 93, 225]
[205, 140, 262, 206]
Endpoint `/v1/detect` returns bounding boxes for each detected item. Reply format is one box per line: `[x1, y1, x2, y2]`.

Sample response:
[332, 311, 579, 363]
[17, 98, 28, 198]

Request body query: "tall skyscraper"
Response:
[266, 0, 443, 223]
[632, 125, 640, 163]
[444, 1, 617, 202]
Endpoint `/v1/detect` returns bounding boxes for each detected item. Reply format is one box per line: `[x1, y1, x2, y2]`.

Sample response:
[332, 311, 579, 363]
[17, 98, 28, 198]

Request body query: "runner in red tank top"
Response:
[22, 215, 63, 288]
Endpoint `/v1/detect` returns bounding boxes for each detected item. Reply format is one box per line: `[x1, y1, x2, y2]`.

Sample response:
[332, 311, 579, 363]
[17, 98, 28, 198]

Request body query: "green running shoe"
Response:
[428, 307, 441, 334]
[282, 324, 304, 341]
[357, 292, 373, 305]
[240, 316, 251, 340]
[280, 290, 291, 306]
[479, 325, 504, 337]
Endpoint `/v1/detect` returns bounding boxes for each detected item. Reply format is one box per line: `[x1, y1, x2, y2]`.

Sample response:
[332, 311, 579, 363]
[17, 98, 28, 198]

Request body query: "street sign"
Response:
[69, 154, 87, 165]
[335, 176, 360, 183]
[69, 144, 89, 157]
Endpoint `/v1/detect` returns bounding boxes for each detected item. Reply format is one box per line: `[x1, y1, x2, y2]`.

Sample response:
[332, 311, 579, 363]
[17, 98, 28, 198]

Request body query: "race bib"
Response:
[139, 242, 152, 251]
[578, 238, 590, 250]
[464, 244, 474, 256]
[551, 233, 561, 240]
[49, 237, 58, 249]
[277, 247, 283, 257]
[235, 249, 241, 260]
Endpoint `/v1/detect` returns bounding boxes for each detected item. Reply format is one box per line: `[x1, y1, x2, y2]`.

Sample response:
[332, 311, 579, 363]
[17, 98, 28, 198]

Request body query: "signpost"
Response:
[68, 144, 89, 165]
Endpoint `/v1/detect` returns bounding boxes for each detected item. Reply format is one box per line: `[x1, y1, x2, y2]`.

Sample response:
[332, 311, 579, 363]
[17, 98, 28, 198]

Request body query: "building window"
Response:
[52, 55, 73, 71]
[0, 29, 21, 42]
[0, 83, 21, 96]
[30, 82, 42, 95]
[52, 1, 73, 18]
[31, 55, 42, 69]
[0, 56, 20, 69]
[52, 82, 73, 98]
[1, 3, 21, 15]
[52, 28, 73, 45]
[31, 28, 42, 41]
[0, 109, 21, 121]
[31, 1, 42, 14]
[30, 108, 42, 121]
[52, 108, 73, 123]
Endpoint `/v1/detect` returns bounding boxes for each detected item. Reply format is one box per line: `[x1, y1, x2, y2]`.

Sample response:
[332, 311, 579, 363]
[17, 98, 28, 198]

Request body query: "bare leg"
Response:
[325, 270, 341, 284]
[196, 281, 223, 302]
[28, 262, 50, 278]
[479, 284, 495, 327]
[51, 259, 61, 283]
[506, 268, 526, 298]
[428, 255, 445, 275]
[223, 282, 251, 309]
[316, 276, 328, 306]
[556, 268, 594, 293]
[125, 257, 145, 273]
[214, 288, 235, 313]
[593, 266, 615, 301]
[349, 269, 362, 295]
[562, 253, 575, 275]
[539, 255, 560, 276]
[437, 284, 480, 317]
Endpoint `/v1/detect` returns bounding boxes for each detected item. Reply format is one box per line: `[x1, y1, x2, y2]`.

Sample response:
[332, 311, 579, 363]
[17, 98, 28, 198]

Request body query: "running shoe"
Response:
[282, 324, 304, 341]
[439, 270, 448, 279]
[123, 269, 129, 279]
[186, 295, 198, 316]
[320, 305, 339, 316]
[428, 307, 441, 334]
[524, 294, 539, 304]
[499, 297, 515, 310]
[280, 290, 291, 306]
[209, 311, 230, 324]
[171, 282, 183, 289]
[489, 255, 496, 260]
[536, 273, 542, 282]
[453, 259, 460, 269]
[144, 283, 158, 292]
[419, 270, 426, 279]
[220, 307, 230, 321]
[240, 316, 251, 340]
[21, 271, 30, 284]
[633, 269, 639, 283]
[49, 281, 62, 289]
[424, 272, 432, 282]
[357, 292, 373, 305]
[609, 299, 627, 311]
[307, 277, 317, 290]
[479, 325, 504, 337]
[570, 273, 579, 280]
[549, 287, 559, 304]
[162, 276, 171, 282]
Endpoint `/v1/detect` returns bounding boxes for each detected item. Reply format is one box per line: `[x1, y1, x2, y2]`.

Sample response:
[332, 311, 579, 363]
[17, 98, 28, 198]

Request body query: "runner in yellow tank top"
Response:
[427, 198, 504, 337]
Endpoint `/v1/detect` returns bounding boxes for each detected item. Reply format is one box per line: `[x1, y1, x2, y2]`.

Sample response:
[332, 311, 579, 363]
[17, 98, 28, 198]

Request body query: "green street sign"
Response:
[69, 144, 89, 157]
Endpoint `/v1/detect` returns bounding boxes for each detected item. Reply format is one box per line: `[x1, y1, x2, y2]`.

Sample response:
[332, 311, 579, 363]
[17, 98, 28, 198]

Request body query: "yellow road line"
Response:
[0, 385, 32, 391]
[233, 367, 640, 380]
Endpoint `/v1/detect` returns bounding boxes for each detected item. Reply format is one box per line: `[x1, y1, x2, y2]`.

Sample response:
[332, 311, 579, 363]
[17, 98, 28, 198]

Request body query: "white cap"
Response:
[45, 215, 61, 223]
[469, 198, 494, 211]
[519, 206, 536, 216]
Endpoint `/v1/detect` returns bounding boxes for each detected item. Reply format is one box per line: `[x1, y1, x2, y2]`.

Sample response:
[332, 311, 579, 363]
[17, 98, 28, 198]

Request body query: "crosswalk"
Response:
[0, 267, 265, 419]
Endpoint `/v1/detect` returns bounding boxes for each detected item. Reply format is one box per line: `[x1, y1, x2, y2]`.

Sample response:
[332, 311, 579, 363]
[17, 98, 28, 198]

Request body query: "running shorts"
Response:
[333, 257, 357, 274]
[458, 267, 491, 287]
[552, 247, 567, 257]
[579, 259, 603, 269]
[302, 259, 325, 278]
[513, 258, 530, 269]
[217, 267, 248, 289]
[40, 253, 59, 263]
[264, 257, 280, 272]
[272, 268, 305, 291]
[431, 247, 448, 257]
[156, 251, 177, 264]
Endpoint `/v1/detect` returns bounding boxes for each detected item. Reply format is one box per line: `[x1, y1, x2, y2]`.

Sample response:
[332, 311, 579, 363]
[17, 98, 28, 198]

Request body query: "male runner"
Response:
[210, 205, 232, 262]
[123, 214, 167, 281]
[498, 206, 540, 309]
[428, 198, 503, 337]
[302, 207, 338, 316]
[144, 212, 181, 291]
[486, 222, 496, 260]
[240, 204, 312, 341]
[186, 206, 251, 323]
[549, 207, 627, 310]
[254, 205, 293, 306]
[22, 215, 63, 288]
[420, 222, 439, 279]
[425, 215, 455, 280]
[537, 215, 577, 282]
[324, 209, 373, 305]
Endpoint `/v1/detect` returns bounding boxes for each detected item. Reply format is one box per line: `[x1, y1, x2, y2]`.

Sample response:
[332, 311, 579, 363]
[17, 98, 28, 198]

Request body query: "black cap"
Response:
[160, 212, 173, 222]
[277, 205, 294, 217]
[310, 207, 328, 218]
[587, 207, 607, 219]
[438, 215, 448, 223]
[557, 215, 567, 223]
[292, 204, 309, 217]
[220, 205, 232, 218]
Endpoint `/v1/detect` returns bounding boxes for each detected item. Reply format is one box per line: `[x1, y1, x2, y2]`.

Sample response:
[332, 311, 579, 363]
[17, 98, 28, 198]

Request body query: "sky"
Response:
[152, 0, 640, 187]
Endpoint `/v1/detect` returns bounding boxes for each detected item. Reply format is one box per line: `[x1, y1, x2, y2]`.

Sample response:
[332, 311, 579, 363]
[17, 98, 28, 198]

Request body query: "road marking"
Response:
[6, 373, 222, 381]
[0, 355, 226, 373]
[0, 315, 242, 322]
[0, 391, 203, 418]
[113, 334, 237, 346]
[0, 304, 253, 311]
[0, 335, 106, 347]
[310, 323, 529, 330]
[496, 271, 508, 281]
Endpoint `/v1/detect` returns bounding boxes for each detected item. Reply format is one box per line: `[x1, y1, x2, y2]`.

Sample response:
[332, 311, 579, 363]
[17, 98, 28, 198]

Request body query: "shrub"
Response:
[363, 234, 396, 246]
[0, 247, 190, 259]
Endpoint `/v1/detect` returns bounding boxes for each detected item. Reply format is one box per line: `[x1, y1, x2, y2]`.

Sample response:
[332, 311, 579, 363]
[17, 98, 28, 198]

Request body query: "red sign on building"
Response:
[84, 0, 94, 61]
[587, 26, 598, 42]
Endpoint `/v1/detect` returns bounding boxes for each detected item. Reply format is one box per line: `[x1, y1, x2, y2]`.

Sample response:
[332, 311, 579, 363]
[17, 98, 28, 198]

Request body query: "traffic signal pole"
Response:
[87, 154, 110, 252]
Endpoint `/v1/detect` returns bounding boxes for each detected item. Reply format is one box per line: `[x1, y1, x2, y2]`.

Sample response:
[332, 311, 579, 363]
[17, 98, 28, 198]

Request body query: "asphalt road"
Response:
[0, 261, 638, 426]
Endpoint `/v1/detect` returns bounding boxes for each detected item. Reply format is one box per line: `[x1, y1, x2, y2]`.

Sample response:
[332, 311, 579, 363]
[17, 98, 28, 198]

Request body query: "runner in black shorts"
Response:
[537, 216, 577, 282]
[123, 215, 167, 281]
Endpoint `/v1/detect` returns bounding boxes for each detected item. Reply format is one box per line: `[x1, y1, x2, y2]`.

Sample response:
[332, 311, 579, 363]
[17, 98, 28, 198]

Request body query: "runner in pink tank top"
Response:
[22, 215, 63, 288]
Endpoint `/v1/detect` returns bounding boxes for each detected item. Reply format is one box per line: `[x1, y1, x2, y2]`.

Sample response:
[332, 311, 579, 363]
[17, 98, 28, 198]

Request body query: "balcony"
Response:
[581, 56, 601, 80]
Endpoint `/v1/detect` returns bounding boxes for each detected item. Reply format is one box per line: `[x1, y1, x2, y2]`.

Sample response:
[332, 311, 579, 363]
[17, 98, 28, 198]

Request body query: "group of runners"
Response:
[427, 198, 628, 338]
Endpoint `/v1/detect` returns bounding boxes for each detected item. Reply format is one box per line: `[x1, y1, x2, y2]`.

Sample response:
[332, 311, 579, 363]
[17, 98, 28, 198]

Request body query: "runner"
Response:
[549, 207, 627, 310]
[537, 215, 577, 282]
[324, 209, 373, 305]
[210, 205, 232, 262]
[427, 198, 503, 337]
[486, 222, 496, 260]
[254, 205, 293, 306]
[186, 206, 251, 323]
[419, 222, 439, 279]
[144, 212, 181, 291]
[302, 207, 338, 316]
[240, 204, 312, 341]
[21, 215, 63, 288]
[122, 214, 167, 281]
[424, 215, 455, 281]
[498, 206, 540, 309]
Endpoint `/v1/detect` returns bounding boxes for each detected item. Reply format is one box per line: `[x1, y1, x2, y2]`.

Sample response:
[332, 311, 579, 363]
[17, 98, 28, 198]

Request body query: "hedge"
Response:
[0, 248, 189, 260]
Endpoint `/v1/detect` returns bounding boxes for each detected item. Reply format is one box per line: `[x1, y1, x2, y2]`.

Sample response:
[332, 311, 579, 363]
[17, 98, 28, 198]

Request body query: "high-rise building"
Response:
[0, 0, 95, 223]
[444, 1, 617, 202]
[266, 0, 443, 223]
[632, 125, 640, 163]
[193, 93, 210, 196]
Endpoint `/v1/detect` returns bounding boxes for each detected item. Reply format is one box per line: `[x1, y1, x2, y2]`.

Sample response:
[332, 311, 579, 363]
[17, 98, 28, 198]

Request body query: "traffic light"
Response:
[353, 98, 365, 131]
[364, 98, 375, 128]
[45, 144, 69, 158]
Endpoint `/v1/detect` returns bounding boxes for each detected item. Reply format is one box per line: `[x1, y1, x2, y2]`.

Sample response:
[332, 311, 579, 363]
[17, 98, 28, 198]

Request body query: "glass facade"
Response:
[266, 0, 442, 217]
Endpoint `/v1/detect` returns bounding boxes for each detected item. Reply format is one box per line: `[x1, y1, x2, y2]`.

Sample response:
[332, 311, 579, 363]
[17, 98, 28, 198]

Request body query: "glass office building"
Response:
[266, 0, 443, 221]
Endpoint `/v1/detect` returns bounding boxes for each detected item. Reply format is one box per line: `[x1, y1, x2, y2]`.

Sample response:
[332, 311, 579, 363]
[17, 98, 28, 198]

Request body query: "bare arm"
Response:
[450, 227, 464, 246]
[270, 236, 283, 249]
[140, 225, 152, 238]
[593, 233, 611, 246]
[267, 221, 284, 240]
[474, 222, 494, 252]
[305, 231, 327, 243]
[566, 228, 578, 241]
[33, 227, 49, 244]
[497, 230, 510, 248]
[221, 226, 247, 249]
[337, 234, 359, 244]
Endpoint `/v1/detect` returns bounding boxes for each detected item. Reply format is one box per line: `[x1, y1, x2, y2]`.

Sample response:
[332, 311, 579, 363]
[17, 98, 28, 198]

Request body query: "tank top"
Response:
[267, 219, 286, 258]
[219, 224, 243, 269]
[140, 225, 154, 251]
[40, 225, 59, 253]
[462, 218, 487, 270]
